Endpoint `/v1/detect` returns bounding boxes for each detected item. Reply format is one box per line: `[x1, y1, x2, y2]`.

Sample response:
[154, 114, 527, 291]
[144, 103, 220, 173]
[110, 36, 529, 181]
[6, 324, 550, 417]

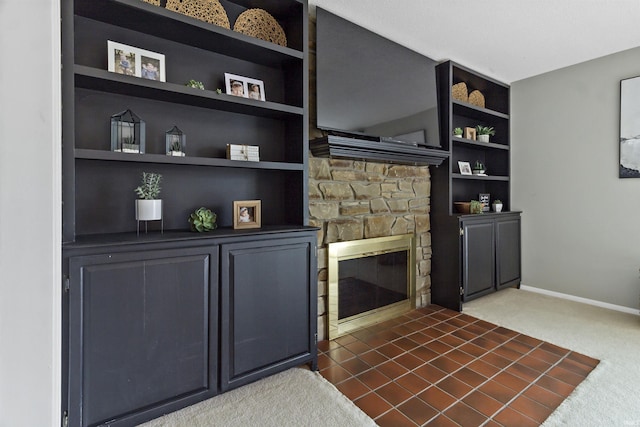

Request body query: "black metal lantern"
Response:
[111, 109, 146, 153]
[165, 125, 186, 157]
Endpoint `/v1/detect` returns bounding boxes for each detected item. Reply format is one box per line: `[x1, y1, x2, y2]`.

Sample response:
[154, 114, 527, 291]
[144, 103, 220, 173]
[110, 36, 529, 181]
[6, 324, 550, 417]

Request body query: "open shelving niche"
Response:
[62, 0, 310, 243]
[432, 60, 511, 215]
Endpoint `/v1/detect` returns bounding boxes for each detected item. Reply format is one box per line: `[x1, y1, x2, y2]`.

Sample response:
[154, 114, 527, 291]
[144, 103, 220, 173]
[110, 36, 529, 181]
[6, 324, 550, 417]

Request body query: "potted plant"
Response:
[134, 172, 162, 221]
[453, 127, 463, 137]
[475, 125, 495, 142]
[188, 207, 217, 232]
[472, 160, 486, 175]
[470, 200, 484, 214]
[492, 199, 503, 212]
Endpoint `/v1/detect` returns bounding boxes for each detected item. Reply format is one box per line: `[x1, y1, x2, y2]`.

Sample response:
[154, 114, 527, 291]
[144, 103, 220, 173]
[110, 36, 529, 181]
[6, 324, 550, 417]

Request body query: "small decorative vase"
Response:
[135, 199, 162, 221]
[478, 134, 490, 143]
[493, 203, 503, 212]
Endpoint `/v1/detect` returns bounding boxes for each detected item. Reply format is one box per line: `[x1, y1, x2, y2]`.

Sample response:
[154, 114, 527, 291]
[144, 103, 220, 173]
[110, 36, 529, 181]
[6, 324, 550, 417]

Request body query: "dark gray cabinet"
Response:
[220, 235, 318, 391]
[63, 229, 317, 427]
[67, 246, 218, 427]
[461, 213, 521, 302]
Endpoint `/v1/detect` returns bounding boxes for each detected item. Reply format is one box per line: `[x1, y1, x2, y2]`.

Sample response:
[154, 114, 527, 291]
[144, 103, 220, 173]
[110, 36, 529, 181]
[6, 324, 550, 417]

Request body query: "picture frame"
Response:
[620, 75, 640, 177]
[464, 127, 477, 140]
[224, 73, 265, 101]
[458, 161, 472, 175]
[107, 41, 165, 82]
[478, 193, 490, 212]
[233, 200, 262, 229]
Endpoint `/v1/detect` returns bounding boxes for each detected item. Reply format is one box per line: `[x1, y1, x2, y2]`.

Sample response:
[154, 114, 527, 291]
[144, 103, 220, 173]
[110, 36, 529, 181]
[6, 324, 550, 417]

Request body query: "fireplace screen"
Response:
[328, 234, 415, 339]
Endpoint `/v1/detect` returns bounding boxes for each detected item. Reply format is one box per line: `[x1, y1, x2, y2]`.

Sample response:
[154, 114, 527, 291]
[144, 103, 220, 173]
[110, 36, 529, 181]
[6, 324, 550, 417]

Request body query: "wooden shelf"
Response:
[74, 0, 304, 67]
[451, 137, 509, 151]
[74, 149, 305, 171]
[75, 66, 304, 120]
[452, 100, 509, 120]
[452, 173, 510, 182]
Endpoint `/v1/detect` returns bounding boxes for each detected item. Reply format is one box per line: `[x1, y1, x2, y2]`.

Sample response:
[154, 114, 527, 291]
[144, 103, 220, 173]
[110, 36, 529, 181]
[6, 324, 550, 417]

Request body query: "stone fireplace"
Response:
[308, 156, 432, 341]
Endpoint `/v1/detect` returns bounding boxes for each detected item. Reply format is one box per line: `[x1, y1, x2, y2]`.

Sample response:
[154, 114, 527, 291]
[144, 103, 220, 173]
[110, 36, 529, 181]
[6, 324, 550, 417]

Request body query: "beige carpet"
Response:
[464, 288, 640, 426]
[139, 366, 375, 427]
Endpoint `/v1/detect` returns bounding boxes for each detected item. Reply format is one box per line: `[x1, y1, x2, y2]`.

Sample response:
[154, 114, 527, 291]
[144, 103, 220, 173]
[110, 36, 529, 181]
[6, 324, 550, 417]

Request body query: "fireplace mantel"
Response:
[310, 134, 449, 166]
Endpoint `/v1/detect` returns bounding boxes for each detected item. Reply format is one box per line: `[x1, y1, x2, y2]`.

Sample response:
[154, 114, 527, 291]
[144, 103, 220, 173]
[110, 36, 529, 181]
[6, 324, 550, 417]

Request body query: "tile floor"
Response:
[318, 305, 599, 426]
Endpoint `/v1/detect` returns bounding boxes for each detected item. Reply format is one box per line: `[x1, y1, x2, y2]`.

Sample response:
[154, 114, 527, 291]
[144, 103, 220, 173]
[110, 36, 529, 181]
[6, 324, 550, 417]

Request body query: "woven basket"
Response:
[452, 82, 468, 102]
[141, 0, 160, 5]
[233, 8, 287, 47]
[468, 90, 485, 108]
[166, 0, 231, 29]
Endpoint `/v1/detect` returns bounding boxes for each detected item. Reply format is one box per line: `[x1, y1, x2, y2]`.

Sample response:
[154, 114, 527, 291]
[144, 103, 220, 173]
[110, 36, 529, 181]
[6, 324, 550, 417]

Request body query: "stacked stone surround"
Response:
[308, 15, 432, 341]
[309, 156, 433, 340]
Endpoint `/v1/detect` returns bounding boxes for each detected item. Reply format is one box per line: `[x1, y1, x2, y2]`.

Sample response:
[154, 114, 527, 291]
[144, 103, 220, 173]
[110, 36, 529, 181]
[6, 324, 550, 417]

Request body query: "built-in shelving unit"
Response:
[431, 60, 520, 311]
[61, 1, 317, 426]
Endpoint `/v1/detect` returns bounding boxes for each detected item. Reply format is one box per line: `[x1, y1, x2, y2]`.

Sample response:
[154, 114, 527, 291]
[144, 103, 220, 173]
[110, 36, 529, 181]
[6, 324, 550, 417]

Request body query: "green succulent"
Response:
[475, 125, 495, 136]
[189, 207, 217, 232]
[186, 79, 205, 90]
[134, 172, 162, 200]
[453, 127, 463, 136]
[470, 200, 484, 214]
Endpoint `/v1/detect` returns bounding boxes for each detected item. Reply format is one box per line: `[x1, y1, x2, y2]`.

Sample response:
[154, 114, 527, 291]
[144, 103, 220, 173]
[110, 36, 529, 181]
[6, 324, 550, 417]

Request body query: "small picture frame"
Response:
[464, 127, 477, 140]
[479, 193, 490, 212]
[224, 73, 266, 101]
[108, 41, 165, 82]
[458, 161, 472, 175]
[233, 200, 262, 229]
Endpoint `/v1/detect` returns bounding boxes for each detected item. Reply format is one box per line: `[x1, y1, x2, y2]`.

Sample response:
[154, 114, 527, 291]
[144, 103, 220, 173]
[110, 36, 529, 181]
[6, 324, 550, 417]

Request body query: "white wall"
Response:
[0, 1, 61, 426]
[511, 46, 640, 309]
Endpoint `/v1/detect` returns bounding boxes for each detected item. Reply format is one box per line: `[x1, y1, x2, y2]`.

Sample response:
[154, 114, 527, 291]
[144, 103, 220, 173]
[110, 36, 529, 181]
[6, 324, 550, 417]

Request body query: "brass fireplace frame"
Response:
[327, 234, 416, 340]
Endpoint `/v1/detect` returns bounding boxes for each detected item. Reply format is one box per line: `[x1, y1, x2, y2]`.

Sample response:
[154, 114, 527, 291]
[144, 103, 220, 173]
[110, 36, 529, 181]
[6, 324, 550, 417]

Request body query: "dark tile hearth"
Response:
[319, 305, 598, 426]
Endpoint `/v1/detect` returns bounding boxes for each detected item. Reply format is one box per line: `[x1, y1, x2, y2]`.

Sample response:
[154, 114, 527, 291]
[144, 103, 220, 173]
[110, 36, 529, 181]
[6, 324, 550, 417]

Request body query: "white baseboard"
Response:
[520, 285, 640, 316]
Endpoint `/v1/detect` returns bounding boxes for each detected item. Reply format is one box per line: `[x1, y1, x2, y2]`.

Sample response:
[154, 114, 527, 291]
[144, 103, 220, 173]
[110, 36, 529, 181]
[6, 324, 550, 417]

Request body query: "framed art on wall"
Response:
[620, 75, 640, 178]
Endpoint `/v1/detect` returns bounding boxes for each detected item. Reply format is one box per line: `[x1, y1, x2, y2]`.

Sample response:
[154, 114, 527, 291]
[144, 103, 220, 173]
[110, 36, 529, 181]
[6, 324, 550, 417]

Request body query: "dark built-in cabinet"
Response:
[432, 61, 521, 311]
[64, 231, 317, 427]
[61, 0, 315, 426]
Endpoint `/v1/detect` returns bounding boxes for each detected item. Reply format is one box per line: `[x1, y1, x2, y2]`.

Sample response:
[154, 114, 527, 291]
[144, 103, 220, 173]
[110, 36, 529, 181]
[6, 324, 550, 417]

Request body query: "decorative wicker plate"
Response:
[452, 82, 468, 102]
[233, 8, 287, 47]
[166, 0, 231, 29]
[469, 90, 485, 108]
[141, 0, 160, 5]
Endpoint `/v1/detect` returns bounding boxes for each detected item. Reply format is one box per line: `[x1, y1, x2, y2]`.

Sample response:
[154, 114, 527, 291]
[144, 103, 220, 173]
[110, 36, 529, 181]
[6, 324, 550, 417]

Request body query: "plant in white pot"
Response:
[475, 125, 495, 142]
[492, 199, 503, 212]
[134, 172, 163, 223]
[453, 127, 463, 138]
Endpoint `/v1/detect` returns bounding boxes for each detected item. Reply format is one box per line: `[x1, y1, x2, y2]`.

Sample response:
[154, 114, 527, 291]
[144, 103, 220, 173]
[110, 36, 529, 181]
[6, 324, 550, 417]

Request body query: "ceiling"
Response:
[309, 0, 640, 84]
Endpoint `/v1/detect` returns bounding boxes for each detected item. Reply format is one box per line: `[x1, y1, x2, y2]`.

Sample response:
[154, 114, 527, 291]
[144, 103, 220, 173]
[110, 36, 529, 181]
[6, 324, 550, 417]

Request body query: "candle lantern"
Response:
[165, 125, 186, 157]
[110, 109, 146, 153]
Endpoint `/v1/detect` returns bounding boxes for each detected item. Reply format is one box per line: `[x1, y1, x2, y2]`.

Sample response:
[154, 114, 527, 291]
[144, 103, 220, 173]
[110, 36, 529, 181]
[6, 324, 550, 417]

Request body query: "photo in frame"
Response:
[107, 41, 165, 82]
[458, 161, 472, 175]
[479, 193, 490, 212]
[233, 200, 262, 229]
[620, 75, 640, 177]
[224, 73, 265, 101]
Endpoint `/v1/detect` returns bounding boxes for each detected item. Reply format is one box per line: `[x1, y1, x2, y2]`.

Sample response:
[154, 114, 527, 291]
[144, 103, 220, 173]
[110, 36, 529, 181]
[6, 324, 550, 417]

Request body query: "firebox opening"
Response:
[328, 234, 416, 340]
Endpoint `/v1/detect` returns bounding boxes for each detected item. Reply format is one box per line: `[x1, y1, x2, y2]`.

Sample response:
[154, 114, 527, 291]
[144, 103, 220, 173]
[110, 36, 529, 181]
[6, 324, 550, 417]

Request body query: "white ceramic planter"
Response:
[135, 199, 162, 221]
[493, 203, 503, 212]
[478, 134, 490, 143]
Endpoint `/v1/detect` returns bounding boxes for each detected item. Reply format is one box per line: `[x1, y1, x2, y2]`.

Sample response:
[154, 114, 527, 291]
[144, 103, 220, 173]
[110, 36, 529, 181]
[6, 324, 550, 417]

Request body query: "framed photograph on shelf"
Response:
[458, 161, 472, 175]
[233, 200, 262, 229]
[224, 73, 265, 101]
[107, 41, 165, 82]
[464, 127, 477, 140]
[479, 193, 490, 212]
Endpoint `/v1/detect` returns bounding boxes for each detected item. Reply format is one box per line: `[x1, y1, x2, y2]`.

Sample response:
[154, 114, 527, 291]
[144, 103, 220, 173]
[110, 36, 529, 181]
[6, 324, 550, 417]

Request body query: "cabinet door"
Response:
[496, 216, 521, 289]
[67, 246, 218, 427]
[461, 219, 495, 301]
[220, 236, 317, 391]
